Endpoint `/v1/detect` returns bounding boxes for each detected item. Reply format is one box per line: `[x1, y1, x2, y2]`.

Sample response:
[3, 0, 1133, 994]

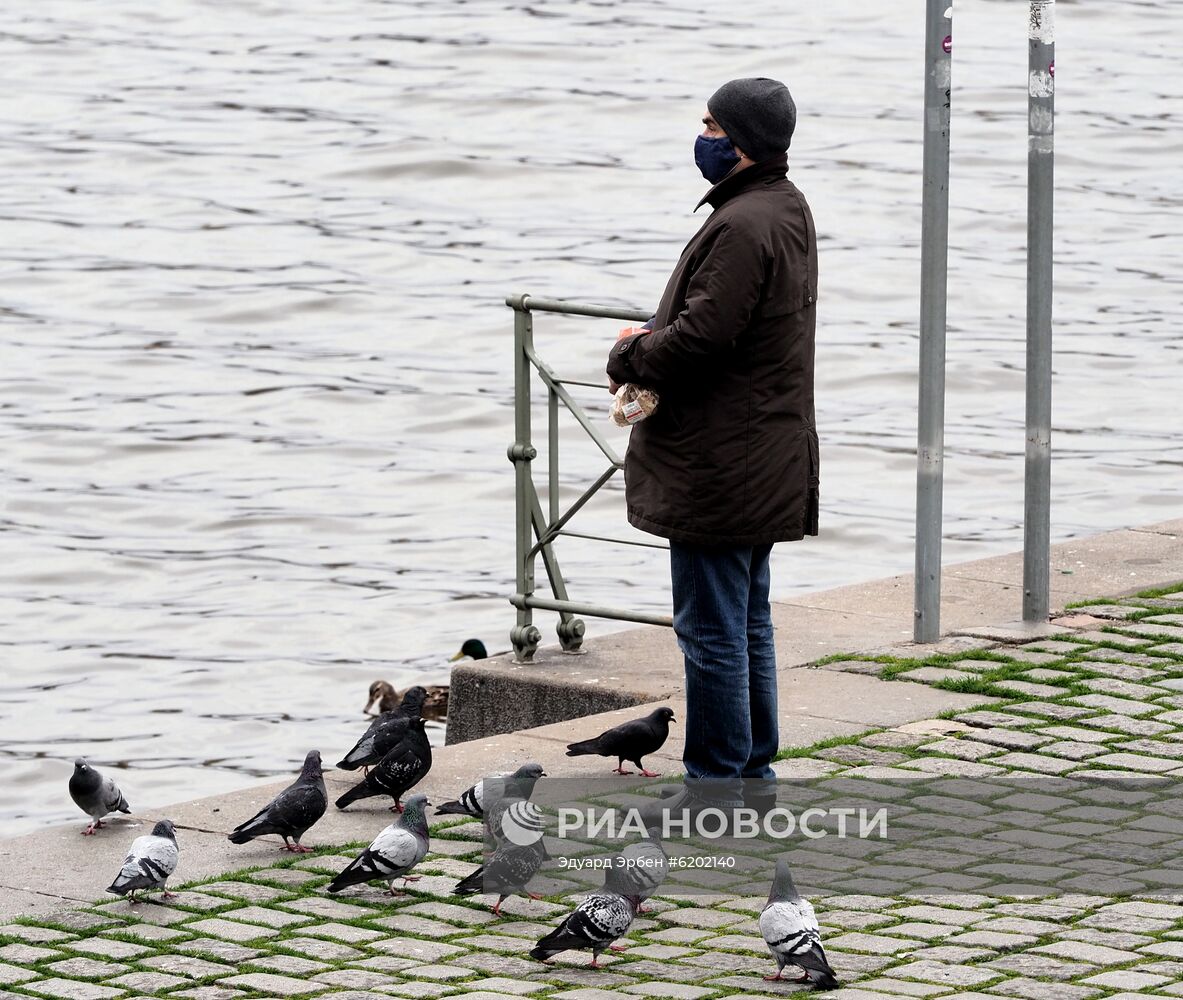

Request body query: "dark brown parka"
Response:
[606, 154, 819, 547]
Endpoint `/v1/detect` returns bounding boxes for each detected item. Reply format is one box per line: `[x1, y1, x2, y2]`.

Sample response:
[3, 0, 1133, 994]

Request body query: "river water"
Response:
[1, 0, 1179, 838]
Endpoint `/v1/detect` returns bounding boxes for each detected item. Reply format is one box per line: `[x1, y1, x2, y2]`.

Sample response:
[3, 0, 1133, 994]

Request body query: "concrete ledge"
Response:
[449, 519, 1183, 742]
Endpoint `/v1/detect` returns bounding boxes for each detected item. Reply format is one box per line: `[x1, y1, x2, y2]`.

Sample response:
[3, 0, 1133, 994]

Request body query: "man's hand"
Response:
[609, 324, 650, 393]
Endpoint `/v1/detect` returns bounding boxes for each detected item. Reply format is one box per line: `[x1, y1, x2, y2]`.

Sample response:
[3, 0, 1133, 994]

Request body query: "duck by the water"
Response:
[363, 638, 488, 720]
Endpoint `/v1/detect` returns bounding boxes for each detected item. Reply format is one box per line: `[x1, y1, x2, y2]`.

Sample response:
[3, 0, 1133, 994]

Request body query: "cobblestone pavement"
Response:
[4, 589, 1183, 1000]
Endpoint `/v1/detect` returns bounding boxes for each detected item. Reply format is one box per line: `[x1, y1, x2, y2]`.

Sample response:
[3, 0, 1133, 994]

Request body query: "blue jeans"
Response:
[670, 541, 778, 786]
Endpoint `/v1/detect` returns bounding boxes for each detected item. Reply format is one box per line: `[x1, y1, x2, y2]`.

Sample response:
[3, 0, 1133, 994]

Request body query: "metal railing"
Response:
[506, 293, 673, 662]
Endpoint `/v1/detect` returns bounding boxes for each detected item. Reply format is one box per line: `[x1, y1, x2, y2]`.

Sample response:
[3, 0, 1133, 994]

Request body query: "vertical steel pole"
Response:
[1023, 0, 1055, 622]
[508, 296, 541, 661]
[914, 0, 953, 642]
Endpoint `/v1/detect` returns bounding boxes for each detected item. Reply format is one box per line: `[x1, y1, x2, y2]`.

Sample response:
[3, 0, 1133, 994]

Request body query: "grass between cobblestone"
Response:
[4, 586, 1183, 999]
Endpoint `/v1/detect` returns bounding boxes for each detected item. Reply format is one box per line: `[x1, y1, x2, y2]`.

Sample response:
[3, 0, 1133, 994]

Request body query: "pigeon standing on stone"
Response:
[335, 718, 432, 812]
[618, 827, 667, 912]
[106, 820, 179, 903]
[453, 837, 548, 915]
[436, 762, 546, 818]
[759, 859, 838, 989]
[227, 750, 327, 853]
[338, 687, 429, 771]
[69, 758, 131, 836]
[529, 860, 639, 967]
[326, 793, 431, 895]
[565, 707, 675, 776]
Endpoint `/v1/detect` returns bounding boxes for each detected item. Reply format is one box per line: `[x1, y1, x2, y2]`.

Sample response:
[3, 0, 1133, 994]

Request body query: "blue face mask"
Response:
[694, 134, 740, 184]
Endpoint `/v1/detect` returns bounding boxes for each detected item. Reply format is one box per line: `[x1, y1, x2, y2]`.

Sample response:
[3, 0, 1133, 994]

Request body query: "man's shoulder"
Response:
[707, 178, 810, 236]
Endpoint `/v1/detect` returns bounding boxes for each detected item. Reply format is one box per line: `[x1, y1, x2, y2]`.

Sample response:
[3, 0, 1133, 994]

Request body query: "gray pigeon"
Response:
[759, 859, 838, 989]
[337, 687, 429, 771]
[69, 758, 131, 835]
[107, 820, 179, 903]
[335, 718, 432, 811]
[618, 828, 667, 912]
[327, 793, 431, 895]
[453, 837, 548, 915]
[565, 707, 675, 776]
[436, 762, 546, 818]
[228, 750, 327, 852]
[529, 860, 639, 967]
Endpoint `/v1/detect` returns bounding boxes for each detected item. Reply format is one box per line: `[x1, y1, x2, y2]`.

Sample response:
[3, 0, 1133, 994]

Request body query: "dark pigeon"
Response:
[436, 762, 546, 818]
[336, 718, 432, 812]
[565, 707, 675, 776]
[338, 687, 428, 771]
[228, 750, 327, 853]
[453, 837, 548, 916]
[69, 758, 131, 835]
[759, 859, 838, 989]
[326, 794, 430, 894]
[529, 860, 639, 966]
[107, 819, 179, 903]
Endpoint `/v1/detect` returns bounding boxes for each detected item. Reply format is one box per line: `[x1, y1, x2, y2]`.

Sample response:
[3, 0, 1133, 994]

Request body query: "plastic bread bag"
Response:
[610, 383, 659, 427]
[610, 320, 658, 427]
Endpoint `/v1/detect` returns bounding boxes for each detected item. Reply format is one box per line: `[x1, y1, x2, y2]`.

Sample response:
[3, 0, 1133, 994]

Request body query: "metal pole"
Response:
[914, 0, 953, 642]
[508, 302, 542, 661]
[1023, 1, 1055, 622]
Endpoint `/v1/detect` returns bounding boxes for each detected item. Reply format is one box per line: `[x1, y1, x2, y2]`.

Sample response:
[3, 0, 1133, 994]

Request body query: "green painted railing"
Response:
[507, 293, 674, 663]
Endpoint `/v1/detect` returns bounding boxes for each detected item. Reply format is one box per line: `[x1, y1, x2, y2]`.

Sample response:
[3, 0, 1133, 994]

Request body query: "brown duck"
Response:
[366, 680, 447, 720]
[364, 639, 488, 720]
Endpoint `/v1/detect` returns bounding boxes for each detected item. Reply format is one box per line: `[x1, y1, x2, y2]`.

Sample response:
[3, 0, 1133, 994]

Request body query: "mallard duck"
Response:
[450, 638, 488, 662]
[366, 680, 448, 720]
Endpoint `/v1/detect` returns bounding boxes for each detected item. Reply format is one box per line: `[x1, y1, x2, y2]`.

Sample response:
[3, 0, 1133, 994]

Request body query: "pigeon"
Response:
[759, 859, 838, 989]
[618, 828, 667, 913]
[69, 758, 131, 836]
[565, 706, 675, 776]
[106, 819, 179, 903]
[453, 837, 548, 915]
[336, 717, 432, 812]
[228, 749, 327, 853]
[338, 687, 429, 771]
[529, 860, 639, 967]
[436, 762, 546, 818]
[326, 793, 431, 895]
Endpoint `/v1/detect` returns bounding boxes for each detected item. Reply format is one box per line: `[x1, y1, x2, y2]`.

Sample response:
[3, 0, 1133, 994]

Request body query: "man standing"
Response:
[607, 78, 818, 809]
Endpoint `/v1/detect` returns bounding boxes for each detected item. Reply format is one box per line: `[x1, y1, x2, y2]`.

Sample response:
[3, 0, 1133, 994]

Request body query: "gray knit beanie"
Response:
[707, 78, 796, 162]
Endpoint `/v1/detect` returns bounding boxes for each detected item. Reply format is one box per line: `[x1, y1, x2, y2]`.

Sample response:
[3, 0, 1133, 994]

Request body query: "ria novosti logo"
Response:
[494, 803, 889, 843]
[498, 800, 547, 846]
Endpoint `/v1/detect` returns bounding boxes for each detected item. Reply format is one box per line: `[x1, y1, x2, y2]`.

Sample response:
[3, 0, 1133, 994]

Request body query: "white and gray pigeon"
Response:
[326, 793, 431, 895]
[618, 828, 667, 912]
[228, 749, 327, 852]
[106, 820, 179, 903]
[759, 859, 838, 990]
[529, 860, 639, 967]
[436, 762, 547, 818]
[69, 758, 131, 836]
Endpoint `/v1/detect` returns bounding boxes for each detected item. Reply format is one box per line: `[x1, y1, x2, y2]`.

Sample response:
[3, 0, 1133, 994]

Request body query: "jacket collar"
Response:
[695, 153, 789, 212]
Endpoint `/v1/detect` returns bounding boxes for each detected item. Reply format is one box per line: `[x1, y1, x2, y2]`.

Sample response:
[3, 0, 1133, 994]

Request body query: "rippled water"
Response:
[1, 0, 1179, 837]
